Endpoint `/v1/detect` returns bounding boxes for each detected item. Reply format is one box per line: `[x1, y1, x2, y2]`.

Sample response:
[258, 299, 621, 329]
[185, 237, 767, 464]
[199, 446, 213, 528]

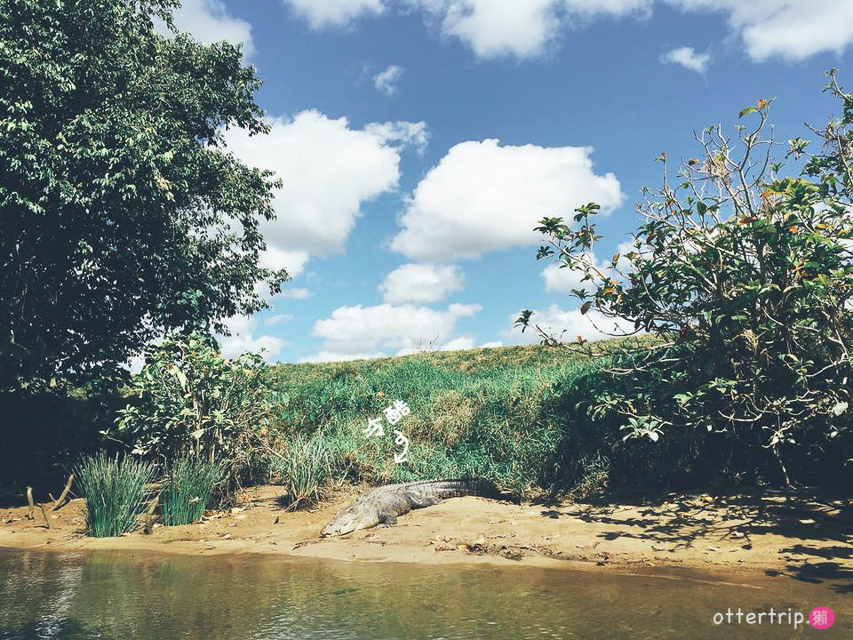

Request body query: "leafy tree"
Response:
[521, 72, 853, 484]
[0, 0, 287, 390]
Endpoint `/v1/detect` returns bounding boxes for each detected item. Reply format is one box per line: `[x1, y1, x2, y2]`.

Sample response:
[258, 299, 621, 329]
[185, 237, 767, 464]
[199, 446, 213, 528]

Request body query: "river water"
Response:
[0, 549, 849, 639]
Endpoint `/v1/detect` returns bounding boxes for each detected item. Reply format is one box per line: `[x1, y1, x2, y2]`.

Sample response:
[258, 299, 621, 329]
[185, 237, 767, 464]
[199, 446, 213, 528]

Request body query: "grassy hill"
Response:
[270, 343, 622, 497]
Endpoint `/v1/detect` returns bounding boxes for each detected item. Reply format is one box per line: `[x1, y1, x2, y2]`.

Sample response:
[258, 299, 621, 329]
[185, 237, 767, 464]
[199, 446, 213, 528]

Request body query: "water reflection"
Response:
[0, 549, 850, 639]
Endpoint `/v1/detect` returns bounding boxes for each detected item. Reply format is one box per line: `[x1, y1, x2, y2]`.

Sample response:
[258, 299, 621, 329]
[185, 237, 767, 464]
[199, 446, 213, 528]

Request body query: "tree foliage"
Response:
[521, 72, 853, 484]
[0, 0, 287, 390]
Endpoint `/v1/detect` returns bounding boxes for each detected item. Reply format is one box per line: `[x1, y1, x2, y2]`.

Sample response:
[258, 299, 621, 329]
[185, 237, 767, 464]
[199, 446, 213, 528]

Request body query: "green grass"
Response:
[276, 433, 332, 509]
[74, 453, 156, 537]
[161, 457, 221, 526]
[269, 343, 623, 496]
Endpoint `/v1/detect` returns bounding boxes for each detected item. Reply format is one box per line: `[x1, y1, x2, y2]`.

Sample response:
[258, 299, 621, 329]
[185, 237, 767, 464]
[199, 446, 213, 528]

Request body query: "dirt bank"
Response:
[1, 486, 850, 583]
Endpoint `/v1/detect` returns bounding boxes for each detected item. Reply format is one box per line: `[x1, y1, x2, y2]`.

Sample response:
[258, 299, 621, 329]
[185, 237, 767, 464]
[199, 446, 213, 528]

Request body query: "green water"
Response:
[0, 549, 849, 639]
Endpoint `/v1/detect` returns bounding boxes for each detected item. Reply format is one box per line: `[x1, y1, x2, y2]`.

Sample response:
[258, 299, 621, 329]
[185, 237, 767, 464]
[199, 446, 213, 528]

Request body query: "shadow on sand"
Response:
[535, 489, 853, 594]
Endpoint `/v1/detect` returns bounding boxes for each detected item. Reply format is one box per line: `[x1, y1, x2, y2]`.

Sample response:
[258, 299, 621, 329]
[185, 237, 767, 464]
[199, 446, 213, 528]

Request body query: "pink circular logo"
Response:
[809, 607, 835, 630]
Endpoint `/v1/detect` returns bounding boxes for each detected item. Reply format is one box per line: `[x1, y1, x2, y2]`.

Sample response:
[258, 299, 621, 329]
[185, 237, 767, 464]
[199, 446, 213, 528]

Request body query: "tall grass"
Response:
[277, 434, 331, 509]
[269, 344, 614, 495]
[161, 457, 221, 526]
[74, 453, 156, 537]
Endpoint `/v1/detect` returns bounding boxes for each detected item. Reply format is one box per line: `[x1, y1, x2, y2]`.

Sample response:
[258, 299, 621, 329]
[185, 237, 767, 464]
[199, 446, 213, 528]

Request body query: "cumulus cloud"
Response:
[162, 0, 254, 57]
[437, 336, 476, 351]
[282, 0, 385, 29]
[379, 264, 465, 304]
[299, 350, 388, 363]
[278, 1, 849, 63]
[394, 334, 476, 356]
[363, 121, 429, 154]
[660, 46, 710, 72]
[409, 0, 651, 59]
[264, 313, 294, 326]
[564, 0, 652, 17]
[305, 302, 481, 361]
[542, 256, 598, 294]
[504, 304, 635, 344]
[224, 110, 426, 275]
[373, 64, 404, 96]
[542, 241, 635, 294]
[667, 0, 853, 62]
[218, 315, 288, 360]
[276, 287, 312, 300]
[416, 0, 560, 59]
[391, 139, 622, 262]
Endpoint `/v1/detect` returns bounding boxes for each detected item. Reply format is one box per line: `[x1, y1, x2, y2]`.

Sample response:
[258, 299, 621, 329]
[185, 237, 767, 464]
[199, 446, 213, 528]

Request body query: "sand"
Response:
[1, 486, 851, 583]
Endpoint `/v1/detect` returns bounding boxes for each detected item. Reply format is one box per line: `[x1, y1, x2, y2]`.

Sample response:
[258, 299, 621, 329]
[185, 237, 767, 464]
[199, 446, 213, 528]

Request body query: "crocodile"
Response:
[320, 478, 502, 537]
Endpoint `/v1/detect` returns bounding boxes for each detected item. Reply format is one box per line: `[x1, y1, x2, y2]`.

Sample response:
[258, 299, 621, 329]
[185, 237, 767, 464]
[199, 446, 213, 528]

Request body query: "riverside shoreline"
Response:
[1, 486, 850, 583]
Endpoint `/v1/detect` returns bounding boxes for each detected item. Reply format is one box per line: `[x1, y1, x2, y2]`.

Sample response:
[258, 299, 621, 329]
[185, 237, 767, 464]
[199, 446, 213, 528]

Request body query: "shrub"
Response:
[74, 453, 156, 537]
[277, 434, 331, 510]
[161, 457, 222, 526]
[521, 71, 853, 485]
[114, 333, 278, 492]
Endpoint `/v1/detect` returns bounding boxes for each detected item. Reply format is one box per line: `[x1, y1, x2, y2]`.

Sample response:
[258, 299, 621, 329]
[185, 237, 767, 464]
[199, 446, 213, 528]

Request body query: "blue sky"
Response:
[166, 0, 853, 363]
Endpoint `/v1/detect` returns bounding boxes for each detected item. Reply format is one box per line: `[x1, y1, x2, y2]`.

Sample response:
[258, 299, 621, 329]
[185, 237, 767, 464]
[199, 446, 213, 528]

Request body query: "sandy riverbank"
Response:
[1, 486, 851, 582]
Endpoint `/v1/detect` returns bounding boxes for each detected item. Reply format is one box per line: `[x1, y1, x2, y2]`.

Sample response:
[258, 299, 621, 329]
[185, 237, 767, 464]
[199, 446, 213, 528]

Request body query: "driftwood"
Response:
[48, 474, 74, 510]
[37, 503, 51, 529]
[24, 486, 53, 529]
[25, 486, 35, 520]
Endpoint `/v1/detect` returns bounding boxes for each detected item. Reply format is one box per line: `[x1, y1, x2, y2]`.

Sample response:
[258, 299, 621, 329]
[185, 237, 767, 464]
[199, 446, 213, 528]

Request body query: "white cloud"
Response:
[218, 315, 288, 360]
[259, 248, 310, 279]
[278, 1, 851, 63]
[373, 64, 404, 96]
[416, 0, 560, 59]
[393, 334, 476, 356]
[437, 336, 476, 351]
[504, 303, 635, 344]
[277, 287, 312, 300]
[479, 341, 504, 348]
[282, 0, 385, 28]
[224, 110, 426, 274]
[564, 0, 652, 17]
[299, 350, 387, 363]
[253, 277, 312, 304]
[542, 242, 635, 294]
[278, 1, 850, 64]
[307, 302, 481, 360]
[667, 0, 853, 62]
[410, 0, 650, 59]
[660, 46, 710, 72]
[364, 121, 429, 154]
[391, 139, 623, 262]
[542, 257, 597, 294]
[264, 313, 294, 326]
[379, 264, 465, 304]
[163, 0, 254, 57]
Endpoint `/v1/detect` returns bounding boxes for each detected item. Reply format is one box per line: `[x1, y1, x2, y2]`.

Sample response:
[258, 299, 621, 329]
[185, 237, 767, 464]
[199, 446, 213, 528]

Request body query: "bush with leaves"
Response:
[520, 71, 853, 485]
[114, 333, 278, 492]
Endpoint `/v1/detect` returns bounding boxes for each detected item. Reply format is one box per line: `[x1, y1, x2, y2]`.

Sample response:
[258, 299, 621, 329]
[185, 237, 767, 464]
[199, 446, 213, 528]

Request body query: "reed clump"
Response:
[161, 457, 222, 526]
[74, 453, 156, 537]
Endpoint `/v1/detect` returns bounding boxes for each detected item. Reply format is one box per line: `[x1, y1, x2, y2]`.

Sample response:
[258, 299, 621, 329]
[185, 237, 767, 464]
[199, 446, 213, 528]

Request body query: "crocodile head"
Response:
[320, 506, 370, 537]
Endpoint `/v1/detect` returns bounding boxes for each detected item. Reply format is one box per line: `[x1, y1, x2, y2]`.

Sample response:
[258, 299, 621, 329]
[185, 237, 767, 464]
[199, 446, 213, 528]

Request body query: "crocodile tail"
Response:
[409, 478, 503, 500]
